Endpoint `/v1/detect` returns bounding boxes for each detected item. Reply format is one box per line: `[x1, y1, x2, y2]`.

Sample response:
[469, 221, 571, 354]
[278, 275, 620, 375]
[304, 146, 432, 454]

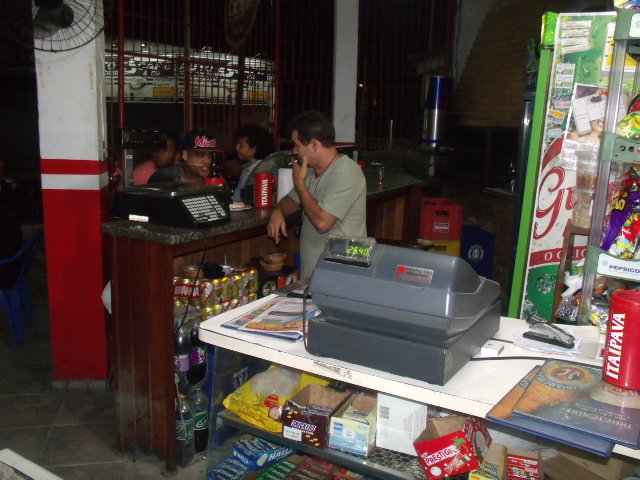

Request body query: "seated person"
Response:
[148, 129, 216, 184]
[232, 124, 275, 203]
[133, 133, 181, 185]
[0, 200, 24, 289]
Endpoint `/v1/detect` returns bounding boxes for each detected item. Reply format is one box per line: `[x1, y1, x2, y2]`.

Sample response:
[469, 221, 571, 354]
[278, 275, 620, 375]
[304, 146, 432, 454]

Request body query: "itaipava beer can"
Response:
[254, 172, 274, 208]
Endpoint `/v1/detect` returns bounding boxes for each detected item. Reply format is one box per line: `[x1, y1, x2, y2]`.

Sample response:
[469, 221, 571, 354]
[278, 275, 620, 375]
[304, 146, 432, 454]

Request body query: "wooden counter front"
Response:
[102, 171, 425, 472]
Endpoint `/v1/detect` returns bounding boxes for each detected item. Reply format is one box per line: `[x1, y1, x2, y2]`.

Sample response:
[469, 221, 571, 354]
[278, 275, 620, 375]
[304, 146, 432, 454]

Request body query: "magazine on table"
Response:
[487, 365, 614, 456]
[510, 359, 640, 449]
[222, 296, 320, 341]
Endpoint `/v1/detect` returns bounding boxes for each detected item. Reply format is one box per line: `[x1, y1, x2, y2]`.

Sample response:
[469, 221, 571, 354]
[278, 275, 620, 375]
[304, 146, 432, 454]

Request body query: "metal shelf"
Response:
[218, 410, 426, 480]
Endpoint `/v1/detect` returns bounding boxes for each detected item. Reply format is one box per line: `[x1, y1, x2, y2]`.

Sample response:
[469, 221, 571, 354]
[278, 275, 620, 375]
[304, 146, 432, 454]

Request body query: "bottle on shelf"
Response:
[187, 314, 208, 389]
[176, 392, 196, 467]
[188, 387, 210, 453]
[175, 308, 194, 395]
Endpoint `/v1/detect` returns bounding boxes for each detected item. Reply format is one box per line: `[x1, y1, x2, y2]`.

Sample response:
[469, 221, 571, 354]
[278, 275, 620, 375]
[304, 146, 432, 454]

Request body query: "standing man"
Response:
[148, 129, 216, 184]
[133, 133, 181, 185]
[267, 110, 366, 278]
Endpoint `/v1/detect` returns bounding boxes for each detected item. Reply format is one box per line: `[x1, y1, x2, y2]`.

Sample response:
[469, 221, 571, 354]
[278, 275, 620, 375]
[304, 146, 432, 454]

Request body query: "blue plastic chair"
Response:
[0, 228, 43, 344]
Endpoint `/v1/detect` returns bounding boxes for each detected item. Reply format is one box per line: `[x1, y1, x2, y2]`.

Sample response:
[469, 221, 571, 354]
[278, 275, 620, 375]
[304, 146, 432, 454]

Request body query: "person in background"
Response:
[148, 129, 216, 184]
[223, 155, 243, 193]
[267, 110, 367, 278]
[0, 200, 23, 289]
[133, 133, 181, 185]
[232, 124, 275, 203]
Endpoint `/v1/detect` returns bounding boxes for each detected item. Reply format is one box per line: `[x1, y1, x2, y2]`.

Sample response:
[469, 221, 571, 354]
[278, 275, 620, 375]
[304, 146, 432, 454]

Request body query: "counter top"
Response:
[199, 298, 639, 460]
[101, 169, 423, 245]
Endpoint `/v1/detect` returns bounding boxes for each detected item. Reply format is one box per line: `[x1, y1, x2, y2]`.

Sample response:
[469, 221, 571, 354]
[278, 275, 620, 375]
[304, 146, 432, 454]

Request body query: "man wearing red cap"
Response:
[148, 129, 216, 183]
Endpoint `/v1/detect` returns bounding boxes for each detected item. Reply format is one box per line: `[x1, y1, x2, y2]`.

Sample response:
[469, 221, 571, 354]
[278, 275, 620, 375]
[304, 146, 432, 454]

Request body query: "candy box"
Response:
[282, 384, 350, 449]
[328, 394, 377, 456]
[413, 415, 491, 480]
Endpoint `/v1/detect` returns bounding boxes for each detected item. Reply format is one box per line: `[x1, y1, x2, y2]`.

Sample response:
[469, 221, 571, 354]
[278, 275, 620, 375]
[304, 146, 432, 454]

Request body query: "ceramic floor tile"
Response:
[47, 462, 127, 480]
[41, 423, 121, 467]
[122, 450, 208, 480]
[0, 393, 64, 428]
[54, 391, 115, 425]
[0, 366, 54, 394]
[0, 426, 51, 464]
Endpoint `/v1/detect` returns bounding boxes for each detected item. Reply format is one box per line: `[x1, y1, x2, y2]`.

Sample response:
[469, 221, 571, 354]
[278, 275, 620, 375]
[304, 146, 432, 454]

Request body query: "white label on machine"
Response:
[597, 254, 640, 281]
[395, 265, 434, 284]
[128, 214, 149, 222]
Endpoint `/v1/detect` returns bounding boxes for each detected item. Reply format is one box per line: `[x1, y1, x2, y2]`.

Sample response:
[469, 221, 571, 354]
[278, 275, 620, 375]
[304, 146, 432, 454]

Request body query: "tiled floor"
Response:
[0, 232, 209, 479]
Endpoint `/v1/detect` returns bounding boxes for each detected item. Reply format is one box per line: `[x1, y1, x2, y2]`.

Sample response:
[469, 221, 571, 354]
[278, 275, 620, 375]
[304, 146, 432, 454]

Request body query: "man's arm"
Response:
[290, 158, 337, 234]
[295, 181, 337, 234]
[267, 195, 299, 244]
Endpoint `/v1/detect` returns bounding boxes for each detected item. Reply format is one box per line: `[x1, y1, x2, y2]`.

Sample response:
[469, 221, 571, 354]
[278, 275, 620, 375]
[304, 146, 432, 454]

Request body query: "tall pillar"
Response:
[34, 21, 109, 381]
[333, 0, 359, 146]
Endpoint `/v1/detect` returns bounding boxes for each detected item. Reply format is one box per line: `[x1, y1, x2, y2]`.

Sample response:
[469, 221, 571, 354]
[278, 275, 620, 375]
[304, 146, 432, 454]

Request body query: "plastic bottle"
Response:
[175, 308, 193, 395]
[187, 314, 208, 389]
[176, 393, 196, 467]
[188, 387, 210, 453]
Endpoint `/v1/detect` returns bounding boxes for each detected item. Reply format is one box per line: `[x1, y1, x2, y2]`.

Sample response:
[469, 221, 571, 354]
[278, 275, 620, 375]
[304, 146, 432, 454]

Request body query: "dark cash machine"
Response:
[306, 237, 501, 385]
[113, 128, 231, 229]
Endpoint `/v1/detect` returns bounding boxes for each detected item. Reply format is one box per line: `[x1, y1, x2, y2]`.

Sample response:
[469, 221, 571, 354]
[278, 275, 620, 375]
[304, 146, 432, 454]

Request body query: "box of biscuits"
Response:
[282, 384, 350, 449]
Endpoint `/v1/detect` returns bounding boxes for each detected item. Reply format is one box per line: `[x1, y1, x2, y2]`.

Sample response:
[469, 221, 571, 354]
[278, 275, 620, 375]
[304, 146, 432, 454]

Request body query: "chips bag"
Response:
[223, 364, 329, 432]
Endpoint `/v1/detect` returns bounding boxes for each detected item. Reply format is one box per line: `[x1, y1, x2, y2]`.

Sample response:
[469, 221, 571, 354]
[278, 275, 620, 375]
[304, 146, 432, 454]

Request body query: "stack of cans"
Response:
[173, 266, 259, 321]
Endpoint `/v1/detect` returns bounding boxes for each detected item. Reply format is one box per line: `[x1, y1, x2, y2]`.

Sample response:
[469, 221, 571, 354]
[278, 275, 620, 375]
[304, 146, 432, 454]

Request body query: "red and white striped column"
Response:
[35, 33, 109, 381]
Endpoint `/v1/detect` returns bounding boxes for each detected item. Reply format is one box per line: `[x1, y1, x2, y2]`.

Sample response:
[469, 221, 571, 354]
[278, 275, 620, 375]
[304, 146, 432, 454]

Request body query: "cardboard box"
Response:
[541, 448, 636, 480]
[413, 415, 491, 480]
[328, 394, 377, 456]
[468, 442, 507, 480]
[375, 393, 433, 455]
[282, 384, 350, 449]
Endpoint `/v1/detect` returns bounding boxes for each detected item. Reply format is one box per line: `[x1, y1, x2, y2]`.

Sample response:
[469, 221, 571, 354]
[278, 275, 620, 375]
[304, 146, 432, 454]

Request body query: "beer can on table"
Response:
[603, 290, 640, 390]
[254, 172, 274, 208]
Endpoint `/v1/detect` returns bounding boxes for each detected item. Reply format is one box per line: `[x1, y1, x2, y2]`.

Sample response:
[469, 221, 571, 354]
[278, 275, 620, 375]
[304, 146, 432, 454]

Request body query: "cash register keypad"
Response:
[181, 195, 228, 223]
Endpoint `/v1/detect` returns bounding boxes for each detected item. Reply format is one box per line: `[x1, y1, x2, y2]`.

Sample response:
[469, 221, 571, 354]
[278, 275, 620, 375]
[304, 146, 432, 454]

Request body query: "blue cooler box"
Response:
[461, 225, 494, 279]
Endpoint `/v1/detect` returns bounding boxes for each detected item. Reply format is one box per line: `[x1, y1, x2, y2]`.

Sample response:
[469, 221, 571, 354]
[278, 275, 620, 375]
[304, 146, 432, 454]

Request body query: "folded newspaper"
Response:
[222, 296, 320, 341]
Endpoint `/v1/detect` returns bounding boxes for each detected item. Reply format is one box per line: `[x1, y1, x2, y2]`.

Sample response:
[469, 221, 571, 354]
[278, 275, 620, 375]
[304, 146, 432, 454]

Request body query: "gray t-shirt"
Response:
[287, 155, 367, 278]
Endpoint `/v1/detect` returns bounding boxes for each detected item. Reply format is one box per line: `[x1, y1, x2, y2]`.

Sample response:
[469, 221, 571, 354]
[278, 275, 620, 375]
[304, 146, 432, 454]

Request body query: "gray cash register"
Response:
[306, 236, 501, 385]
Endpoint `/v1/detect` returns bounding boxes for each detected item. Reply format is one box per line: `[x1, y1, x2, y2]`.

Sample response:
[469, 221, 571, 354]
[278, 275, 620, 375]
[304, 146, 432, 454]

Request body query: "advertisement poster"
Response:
[104, 41, 274, 105]
[520, 12, 636, 321]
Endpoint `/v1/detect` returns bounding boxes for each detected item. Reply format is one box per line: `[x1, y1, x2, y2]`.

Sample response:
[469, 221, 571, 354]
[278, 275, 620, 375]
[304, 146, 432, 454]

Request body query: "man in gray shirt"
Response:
[267, 110, 367, 278]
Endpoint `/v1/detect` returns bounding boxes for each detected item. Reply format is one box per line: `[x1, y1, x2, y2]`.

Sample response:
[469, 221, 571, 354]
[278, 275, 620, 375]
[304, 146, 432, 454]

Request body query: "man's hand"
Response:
[291, 154, 308, 189]
[267, 207, 287, 244]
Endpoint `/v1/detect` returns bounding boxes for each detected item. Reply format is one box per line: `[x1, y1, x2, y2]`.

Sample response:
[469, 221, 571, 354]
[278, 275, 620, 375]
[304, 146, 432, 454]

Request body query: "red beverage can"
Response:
[603, 290, 640, 390]
[254, 172, 273, 208]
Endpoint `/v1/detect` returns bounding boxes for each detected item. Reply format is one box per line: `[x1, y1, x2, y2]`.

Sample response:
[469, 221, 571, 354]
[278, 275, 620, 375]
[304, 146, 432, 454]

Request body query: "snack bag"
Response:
[223, 364, 329, 432]
[601, 184, 640, 253]
[616, 111, 640, 140]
